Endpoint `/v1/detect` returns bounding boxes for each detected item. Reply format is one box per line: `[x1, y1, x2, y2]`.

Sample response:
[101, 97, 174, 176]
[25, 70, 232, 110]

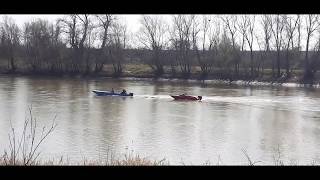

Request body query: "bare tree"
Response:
[58, 15, 80, 72]
[243, 15, 255, 77]
[23, 19, 52, 72]
[207, 16, 222, 78]
[222, 15, 240, 76]
[216, 31, 236, 79]
[191, 15, 212, 79]
[95, 15, 113, 73]
[270, 15, 285, 78]
[303, 14, 320, 81]
[237, 16, 252, 78]
[259, 15, 273, 77]
[222, 15, 237, 50]
[283, 15, 299, 78]
[208, 15, 221, 59]
[76, 14, 91, 73]
[83, 21, 97, 74]
[0, 16, 20, 72]
[261, 15, 273, 52]
[46, 22, 65, 73]
[255, 32, 264, 77]
[170, 15, 194, 78]
[138, 15, 168, 76]
[58, 14, 91, 73]
[109, 18, 127, 76]
[296, 16, 302, 51]
[308, 23, 320, 78]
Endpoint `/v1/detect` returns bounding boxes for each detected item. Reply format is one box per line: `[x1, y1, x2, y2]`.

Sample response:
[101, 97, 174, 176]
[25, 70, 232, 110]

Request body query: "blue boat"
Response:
[92, 90, 133, 97]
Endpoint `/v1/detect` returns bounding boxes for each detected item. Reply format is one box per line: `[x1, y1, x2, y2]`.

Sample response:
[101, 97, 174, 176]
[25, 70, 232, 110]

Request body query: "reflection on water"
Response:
[1, 75, 320, 164]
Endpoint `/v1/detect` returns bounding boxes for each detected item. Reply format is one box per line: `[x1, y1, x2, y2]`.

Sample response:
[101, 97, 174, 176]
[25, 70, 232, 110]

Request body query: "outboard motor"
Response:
[198, 96, 202, 100]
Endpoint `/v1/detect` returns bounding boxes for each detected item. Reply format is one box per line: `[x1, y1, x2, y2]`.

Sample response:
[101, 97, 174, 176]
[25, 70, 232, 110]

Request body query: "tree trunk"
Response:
[10, 57, 16, 72]
[285, 48, 290, 77]
[272, 57, 275, 79]
[304, 35, 312, 81]
[277, 49, 280, 78]
[250, 50, 254, 77]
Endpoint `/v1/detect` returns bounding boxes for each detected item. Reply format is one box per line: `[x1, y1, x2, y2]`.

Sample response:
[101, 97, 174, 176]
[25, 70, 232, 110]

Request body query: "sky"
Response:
[0, 14, 143, 34]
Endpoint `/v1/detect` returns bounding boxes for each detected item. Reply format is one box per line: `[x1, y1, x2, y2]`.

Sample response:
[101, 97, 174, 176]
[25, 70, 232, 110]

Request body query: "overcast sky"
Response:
[0, 14, 144, 34]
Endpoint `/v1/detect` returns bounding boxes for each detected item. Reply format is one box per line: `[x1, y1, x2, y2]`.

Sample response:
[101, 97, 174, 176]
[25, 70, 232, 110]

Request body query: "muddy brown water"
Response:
[1, 75, 320, 165]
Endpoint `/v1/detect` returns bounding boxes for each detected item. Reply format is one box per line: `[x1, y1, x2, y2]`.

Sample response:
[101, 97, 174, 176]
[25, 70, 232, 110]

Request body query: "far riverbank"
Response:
[1, 64, 319, 88]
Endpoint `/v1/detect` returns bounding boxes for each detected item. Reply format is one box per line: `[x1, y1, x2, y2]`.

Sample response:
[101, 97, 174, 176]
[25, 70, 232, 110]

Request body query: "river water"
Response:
[1, 75, 320, 165]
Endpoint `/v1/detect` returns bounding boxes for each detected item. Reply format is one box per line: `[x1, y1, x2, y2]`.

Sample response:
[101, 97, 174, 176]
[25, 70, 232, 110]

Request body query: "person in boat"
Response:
[121, 89, 127, 95]
[180, 93, 186, 96]
[111, 88, 114, 93]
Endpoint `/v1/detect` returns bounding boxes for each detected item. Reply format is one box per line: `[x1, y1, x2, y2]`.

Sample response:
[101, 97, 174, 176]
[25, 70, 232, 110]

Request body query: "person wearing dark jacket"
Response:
[121, 89, 127, 95]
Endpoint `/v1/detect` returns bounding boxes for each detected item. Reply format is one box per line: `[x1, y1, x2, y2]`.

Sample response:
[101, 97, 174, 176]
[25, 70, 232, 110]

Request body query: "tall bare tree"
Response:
[283, 15, 299, 78]
[138, 15, 168, 76]
[83, 21, 97, 74]
[58, 14, 91, 73]
[109, 18, 127, 76]
[190, 15, 212, 79]
[216, 31, 236, 79]
[208, 16, 221, 75]
[296, 16, 302, 51]
[47, 22, 65, 73]
[222, 15, 239, 76]
[0, 16, 20, 72]
[259, 15, 273, 77]
[270, 15, 285, 78]
[303, 14, 320, 81]
[170, 15, 194, 78]
[255, 32, 264, 77]
[243, 15, 255, 77]
[237, 15, 253, 77]
[76, 14, 91, 73]
[23, 19, 52, 72]
[95, 15, 113, 73]
[58, 15, 79, 72]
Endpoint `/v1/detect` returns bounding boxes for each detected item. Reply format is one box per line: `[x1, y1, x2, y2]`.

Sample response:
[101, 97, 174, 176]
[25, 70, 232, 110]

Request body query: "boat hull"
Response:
[92, 90, 133, 96]
[170, 95, 201, 101]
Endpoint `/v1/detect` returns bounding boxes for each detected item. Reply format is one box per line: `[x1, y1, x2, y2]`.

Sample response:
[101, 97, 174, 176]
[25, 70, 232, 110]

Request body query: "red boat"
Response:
[170, 94, 202, 101]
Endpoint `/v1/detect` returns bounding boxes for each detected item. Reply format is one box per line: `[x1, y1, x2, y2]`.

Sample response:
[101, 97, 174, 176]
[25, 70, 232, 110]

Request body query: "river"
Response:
[1, 75, 320, 165]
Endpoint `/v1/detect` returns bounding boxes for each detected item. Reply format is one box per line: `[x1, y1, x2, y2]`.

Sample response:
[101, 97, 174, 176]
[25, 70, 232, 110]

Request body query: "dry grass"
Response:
[2, 145, 320, 166]
[0, 154, 168, 166]
[241, 148, 262, 166]
[0, 106, 57, 166]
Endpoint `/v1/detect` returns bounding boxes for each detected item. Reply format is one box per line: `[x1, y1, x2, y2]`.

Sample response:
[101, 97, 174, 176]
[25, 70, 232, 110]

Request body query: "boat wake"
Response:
[132, 94, 320, 112]
[134, 94, 172, 99]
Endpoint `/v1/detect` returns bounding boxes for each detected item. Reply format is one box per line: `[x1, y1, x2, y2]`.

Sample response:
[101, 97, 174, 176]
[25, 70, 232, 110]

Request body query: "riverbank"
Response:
[1, 64, 319, 88]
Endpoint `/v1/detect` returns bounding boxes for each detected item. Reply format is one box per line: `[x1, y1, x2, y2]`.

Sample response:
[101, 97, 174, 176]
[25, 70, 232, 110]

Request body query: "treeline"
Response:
[1, 15, 320, 83]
